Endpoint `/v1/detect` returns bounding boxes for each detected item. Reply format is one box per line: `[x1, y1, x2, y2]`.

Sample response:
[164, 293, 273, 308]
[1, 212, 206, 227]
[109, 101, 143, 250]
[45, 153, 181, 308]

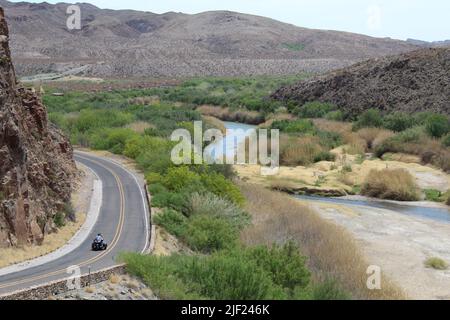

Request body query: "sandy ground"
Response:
[235, 154, 450, 195]
[302, 199, 450, 300]
[0, 163, 93, 268]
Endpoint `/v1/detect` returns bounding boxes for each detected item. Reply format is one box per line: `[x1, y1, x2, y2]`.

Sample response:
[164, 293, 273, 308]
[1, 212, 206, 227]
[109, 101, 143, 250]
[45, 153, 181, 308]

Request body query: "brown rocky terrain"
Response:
[272, 47, 450, 116]
[0, 7, 76, 247]
[0, 0, 420, 78]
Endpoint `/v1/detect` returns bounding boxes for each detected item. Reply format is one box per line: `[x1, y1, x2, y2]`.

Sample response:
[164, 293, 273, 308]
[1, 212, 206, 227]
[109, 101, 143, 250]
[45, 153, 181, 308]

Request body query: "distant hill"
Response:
[272, 48, 450, 116]
[0, 0, 420, 78]
[407, 39, 450, 48]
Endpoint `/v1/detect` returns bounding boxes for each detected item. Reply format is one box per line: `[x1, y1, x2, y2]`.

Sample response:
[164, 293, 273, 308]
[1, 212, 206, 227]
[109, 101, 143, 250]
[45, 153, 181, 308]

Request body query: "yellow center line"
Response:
[0, 156, 126, 290]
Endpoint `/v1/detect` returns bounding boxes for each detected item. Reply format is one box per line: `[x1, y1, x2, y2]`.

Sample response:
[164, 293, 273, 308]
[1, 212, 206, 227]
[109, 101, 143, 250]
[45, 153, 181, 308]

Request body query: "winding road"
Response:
[0, 151, 150, 295]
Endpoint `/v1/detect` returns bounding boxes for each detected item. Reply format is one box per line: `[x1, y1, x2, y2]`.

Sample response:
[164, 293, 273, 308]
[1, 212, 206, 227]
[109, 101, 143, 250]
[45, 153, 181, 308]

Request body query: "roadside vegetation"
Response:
[43, 75, 448, 300]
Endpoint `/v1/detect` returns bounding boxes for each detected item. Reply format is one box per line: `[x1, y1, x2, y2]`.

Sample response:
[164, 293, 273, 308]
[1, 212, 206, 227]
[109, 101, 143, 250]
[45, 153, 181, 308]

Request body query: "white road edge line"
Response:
[75, 151, 150, 254]
[0, 162, 103, 277]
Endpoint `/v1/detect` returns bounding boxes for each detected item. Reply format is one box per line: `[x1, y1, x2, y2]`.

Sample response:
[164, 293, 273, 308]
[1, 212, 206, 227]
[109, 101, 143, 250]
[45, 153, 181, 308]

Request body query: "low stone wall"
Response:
[0, 265, 126, 300]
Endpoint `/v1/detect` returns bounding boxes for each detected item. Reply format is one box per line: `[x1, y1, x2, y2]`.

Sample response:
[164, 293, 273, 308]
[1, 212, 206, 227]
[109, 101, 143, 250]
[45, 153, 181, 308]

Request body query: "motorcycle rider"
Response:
[95, 233, 104, 244]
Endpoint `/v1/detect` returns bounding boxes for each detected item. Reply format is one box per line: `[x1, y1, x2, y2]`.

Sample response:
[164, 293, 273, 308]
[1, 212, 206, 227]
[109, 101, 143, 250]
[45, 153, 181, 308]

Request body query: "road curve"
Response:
[0, 151, 150, 295]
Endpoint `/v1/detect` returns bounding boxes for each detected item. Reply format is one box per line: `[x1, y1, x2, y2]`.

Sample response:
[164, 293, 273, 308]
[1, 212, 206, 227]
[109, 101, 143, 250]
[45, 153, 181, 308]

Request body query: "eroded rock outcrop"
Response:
[0, 8, 76, 247]
[272, 48, 450, 116]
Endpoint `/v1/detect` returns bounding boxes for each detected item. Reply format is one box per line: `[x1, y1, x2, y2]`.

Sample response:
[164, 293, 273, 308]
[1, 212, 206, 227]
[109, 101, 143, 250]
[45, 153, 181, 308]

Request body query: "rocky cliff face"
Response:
[272, 47, 450, 116]
[0, 8, 76, 247]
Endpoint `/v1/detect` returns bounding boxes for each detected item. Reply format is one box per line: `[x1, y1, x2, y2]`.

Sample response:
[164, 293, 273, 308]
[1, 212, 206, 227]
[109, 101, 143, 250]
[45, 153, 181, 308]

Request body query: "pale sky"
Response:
[8, 0, 450, 41]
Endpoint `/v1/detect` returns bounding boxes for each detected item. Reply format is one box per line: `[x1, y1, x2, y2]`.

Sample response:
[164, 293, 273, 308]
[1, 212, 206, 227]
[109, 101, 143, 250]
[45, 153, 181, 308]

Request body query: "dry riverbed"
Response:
[303, 199, 450, 300]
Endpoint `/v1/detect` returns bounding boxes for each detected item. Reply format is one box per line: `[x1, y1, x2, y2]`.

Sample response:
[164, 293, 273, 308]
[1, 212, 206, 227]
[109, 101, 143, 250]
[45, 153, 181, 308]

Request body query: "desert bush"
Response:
[184, 215, 238, 253]
[383, 112, 416, 132]
[425, 114, 450, 138]
[353, 109, 383, 131]
[311, 278, 351, 300]
[357, 128, 394, 151]
[121, 242, 313, 300]
[90, 128, 139, 154]
[151, 191, 190, 213]
[162, 167, 202, 192]
[199, 172, 245, 206]
[189, 193, 250, 229]
[295, 101, 335, 119]
[425, 257, 448, 270]
[154, 209, 187, 238]
[271, 119, 316, 135]
[361, 169, 419, 201]
[53, 211, 66, 228]
[246, 242, 310, 291]
[325, 110, 344, 121]
[121, 251, 276, 300]
[424, 189, 443, 202]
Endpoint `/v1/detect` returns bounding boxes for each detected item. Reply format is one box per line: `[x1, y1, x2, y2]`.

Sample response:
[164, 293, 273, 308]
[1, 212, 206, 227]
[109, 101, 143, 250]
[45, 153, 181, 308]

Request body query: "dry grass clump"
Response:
[313, 119, 352, 135]
[109, 274, 120, 284]
[357, 128, 394, 151]
[128, 96, 160, 105]
[203, 115, 226, 134]
[238, 182, 405, 300]
[197, 105, 264, 125]
[361, 169, 419, 201]
[279, 135, 331, 166]
[127, 121, 154, 134]
[84, 286, 95, 294]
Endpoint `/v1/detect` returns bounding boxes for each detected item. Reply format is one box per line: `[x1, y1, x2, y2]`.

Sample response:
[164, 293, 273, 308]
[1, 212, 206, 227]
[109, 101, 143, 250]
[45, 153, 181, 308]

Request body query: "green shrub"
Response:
[425, 257, 448, 270]
[353, 109, 383, 130]
[311, 279, 351, 300]
[200, 172, 245, 206]
[425, 114, 450, 138]
[184, 215, 238, 253]
[154, 209, 187, 238]
[383, 112, 416, 132]
[90, 128, 139, 154]
[325, 110, 344, 121]
[145, 172, 163, 185]
[189, 192, 251, 229]
[135, 138, 174, 174]
[313, 151, 336, 162]
[424, 189, 442, 202]
[121, 243, 313, 300]
[151, 191, 189, 213]
[53, 211, 66, 228]
[246, 242, 310, 291]
[295, 102, 335, 119]
[162, 167, 202, 192]
[271, 119, 316, 135]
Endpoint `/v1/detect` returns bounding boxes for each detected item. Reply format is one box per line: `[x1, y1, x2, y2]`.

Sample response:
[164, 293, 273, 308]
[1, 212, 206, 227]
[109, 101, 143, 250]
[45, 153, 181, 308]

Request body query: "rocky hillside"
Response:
[0, 0, 420, 78]
[0, 8, 76, 247]
[272, 47, 450, 116]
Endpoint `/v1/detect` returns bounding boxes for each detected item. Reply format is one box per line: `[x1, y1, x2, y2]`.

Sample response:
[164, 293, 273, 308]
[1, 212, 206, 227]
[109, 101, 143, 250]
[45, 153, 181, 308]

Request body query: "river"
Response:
[219, 121, 450, 224]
